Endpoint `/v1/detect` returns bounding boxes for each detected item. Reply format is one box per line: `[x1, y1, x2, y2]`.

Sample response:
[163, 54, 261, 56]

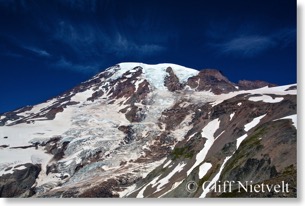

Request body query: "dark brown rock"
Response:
[238, 80, 276, 90]
[79, 179, 119, 198]
[45, 107, 64, 120]
[0, 163, 41, 197]
[164, 67, 184, 92]
[187, 69, 237, 94]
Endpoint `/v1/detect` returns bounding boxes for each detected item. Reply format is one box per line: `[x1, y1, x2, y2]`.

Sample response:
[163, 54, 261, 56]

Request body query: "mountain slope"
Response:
[0, 63, 297, 198]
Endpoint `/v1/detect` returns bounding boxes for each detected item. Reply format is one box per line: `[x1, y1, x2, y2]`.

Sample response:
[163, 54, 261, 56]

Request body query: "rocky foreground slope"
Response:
[0, 63, 296, 197]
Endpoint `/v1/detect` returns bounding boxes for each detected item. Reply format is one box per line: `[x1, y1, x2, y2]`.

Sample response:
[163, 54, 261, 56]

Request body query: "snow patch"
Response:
[163, 160, 172, 168]
[199, 162, 212, 179]
[14, 165, 27, 170]
[200, 114, 267, 197]
[70, 89, 94, 103]
[154, 162, 186, 193]
[125, 74, 133, 78]
[215, 130, 225, 140]
[244, 114, 266, 132]
[229, 112, 235, 121]
[118, 184, 137, 197]
[187, 132, 197, 141]
[187, 118, 220, 175]
[274, 114, 297, 129]
[248, 95, 284, 103]
[200, 156, 232, 198]
[236, 134, 248, 149]
[137, 175, 161, 198]
[134, 79, 145, 92]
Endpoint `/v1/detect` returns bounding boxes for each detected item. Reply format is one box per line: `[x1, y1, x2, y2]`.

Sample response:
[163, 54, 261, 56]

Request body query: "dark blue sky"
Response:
[0, 0, 296, 113]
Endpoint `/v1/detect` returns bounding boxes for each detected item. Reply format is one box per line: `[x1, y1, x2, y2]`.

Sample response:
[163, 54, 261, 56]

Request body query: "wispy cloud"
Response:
[209, 28, 296, 57]
[1, 3, 169, 74]
[53, 21, 167, 58]
[24, 47, 51, 57]
[217, 36, 275, 56]
[54, 57, 99, 74]
[109, 33, 165, 57]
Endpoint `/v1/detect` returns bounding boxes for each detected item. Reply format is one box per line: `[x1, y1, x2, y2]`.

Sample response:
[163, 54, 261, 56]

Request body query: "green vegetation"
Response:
[220, 125, 267, 179]
[282, 164, 296, 176]
[170, 146, 194, 160]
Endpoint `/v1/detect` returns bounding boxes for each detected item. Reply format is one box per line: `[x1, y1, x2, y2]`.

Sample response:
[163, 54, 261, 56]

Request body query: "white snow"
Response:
[248, 95, 284, 103]
[163, 160, 172, 168]
[139, 65, 167, 90]
[0, 107, 74, 148]
[200, 155, 232, 198]
[0, 97, 133, 187]
[207, 84, 296, 108]
[199, 162, 212, 179]
[137, 175, 161, 198]
[70, 89, 94, 103]
[116, 63, 199, 90]
[274, 114, 297, 129]
[215, 130, 225, 140]
[187, 132, 197, 141]
[118, 184, 137, 197]
[0, 116, 5, 120]
[14, 165, 26, 170]
[236, 134, 248, 149]
[134, 79, 145, 92]
[0, 147, 52, 177]
[200, 113, 268, 197]
[143, 90, 176, 123]
[169, 64, 199, 83]
[244, 114, 266, 132]
[251, 84, 297, 95]
[199, 112, 269, 197]
[0, 168, 14, 176]
[187, 118, 220, 176]
[229, 112, 235, 121]
[29, 99, 57, 115]
[0, 60, 296, 197]
[153, 162, 186, 193]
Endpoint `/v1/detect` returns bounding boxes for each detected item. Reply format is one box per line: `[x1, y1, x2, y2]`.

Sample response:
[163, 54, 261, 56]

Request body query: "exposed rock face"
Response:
[238, 80, 277, 90]
[164, 67, 184, 92]
[0, 63, 297, 198]
[0, 164, 41, 197]
[186, 69, 237, 94]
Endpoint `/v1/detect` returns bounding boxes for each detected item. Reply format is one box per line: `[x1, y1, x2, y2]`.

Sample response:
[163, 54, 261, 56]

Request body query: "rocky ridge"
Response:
[0, 63, 297, 198]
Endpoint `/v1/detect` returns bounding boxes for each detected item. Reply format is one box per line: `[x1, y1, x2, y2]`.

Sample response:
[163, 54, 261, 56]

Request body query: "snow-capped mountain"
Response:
[0, 63, 297, 197]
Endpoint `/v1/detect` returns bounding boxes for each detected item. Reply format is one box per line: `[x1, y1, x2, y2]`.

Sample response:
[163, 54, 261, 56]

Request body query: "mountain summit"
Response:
[0, 63, 297, 198]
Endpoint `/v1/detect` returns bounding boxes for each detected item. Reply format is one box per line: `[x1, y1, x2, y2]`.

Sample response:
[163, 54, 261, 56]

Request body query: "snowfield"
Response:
[0, 62, 297, 198]
[187, 118, 220, 176]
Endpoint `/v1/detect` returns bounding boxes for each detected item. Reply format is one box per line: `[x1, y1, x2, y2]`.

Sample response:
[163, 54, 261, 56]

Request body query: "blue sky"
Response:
[0, 0, 296, 113]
